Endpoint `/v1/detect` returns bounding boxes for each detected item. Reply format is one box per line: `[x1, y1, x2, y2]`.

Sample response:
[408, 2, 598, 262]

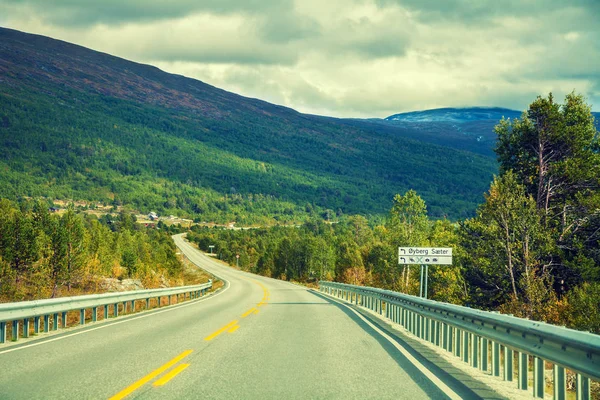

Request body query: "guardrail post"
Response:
[576, 374, 590, 400]
[114, 303, 119, 317]
[553, 365, 566, 400]
[492, 341, 500, 377]
[12, 320, 18, 341]
[92, 307, 97, 322]
[104, 305, 109, 320]
[61, 311, 67, 328]
[131, 300, 135, 312]
[471, 335, 479, 368]
[44, 315, 49, 333]
[435, 321, 441, 346]
[52, 313, 58, 330]
[454, 328, 461, 357]
[462, 330, 469, 363]
[23, 318, 30, 338]
[518, 352, 528, 390]
[34, 316, 40, 334]
[533, 357, 545, 398]
[504, 347, 513, 381]
[157, 297, 161, 307]
[429, 319, 434, 342]
[481, 338, 488, 372]
[123, 301, 128, 313]
[442, 323, 449, 350]
[0, 322, 5, 343]
[448, 325, 454, 353]
[146, 298, 150, 309]
[80, 309, 85, 325]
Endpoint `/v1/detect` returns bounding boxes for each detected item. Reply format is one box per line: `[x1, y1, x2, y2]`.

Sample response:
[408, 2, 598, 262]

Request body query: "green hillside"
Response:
[0, 28, 497, 222]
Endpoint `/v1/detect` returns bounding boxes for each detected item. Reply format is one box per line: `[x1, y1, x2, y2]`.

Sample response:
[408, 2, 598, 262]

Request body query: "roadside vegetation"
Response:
[0, 200, 186, 302]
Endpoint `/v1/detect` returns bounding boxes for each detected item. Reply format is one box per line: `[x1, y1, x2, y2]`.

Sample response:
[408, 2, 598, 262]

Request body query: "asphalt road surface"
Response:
[0, 234, 477, 399]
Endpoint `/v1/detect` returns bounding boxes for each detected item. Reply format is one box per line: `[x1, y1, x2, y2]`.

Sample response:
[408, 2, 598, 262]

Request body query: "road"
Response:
[0, 234, 476, 399]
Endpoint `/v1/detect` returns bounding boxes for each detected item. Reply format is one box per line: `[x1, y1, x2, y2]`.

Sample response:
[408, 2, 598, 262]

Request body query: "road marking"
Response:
[257, 301, 267, 307]
[228, 325, 240, 333]
[152, 363, 190, 387]
[241, 308, 258, 318]
[109, 350, 193, 400]
[204, 320, 238, 341]
[320, 292, 462, 400]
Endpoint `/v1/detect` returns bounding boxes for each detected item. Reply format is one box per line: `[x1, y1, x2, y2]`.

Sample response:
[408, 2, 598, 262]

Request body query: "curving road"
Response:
[0, 234, 476, 399]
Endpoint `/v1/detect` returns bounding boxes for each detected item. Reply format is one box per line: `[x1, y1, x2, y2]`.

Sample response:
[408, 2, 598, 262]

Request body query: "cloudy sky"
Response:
[1, 0, 599, 117]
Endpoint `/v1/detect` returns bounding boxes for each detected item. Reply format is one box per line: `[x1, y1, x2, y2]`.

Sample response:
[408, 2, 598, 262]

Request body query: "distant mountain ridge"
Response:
[346, 107, 599, 158]
[385, 107, 522, 123]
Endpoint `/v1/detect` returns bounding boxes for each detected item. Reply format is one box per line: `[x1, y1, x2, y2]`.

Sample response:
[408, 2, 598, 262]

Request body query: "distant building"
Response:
[148, 212, 158, 221]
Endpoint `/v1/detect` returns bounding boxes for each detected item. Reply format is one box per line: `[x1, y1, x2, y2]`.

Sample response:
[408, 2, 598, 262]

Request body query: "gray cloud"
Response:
[377, 0, 599, 24]
[1, 0, 292, 26]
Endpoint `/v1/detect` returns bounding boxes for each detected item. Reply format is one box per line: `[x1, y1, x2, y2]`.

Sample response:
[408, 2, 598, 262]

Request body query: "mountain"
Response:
[342, 107, 600, 159]
[385, 107, 522, 123]
[0, 28, 500, 221]
[377, 107, 522, 157]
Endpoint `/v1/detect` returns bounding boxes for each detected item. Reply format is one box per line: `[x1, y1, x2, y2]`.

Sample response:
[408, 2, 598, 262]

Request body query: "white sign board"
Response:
[398, 247, 452, 265]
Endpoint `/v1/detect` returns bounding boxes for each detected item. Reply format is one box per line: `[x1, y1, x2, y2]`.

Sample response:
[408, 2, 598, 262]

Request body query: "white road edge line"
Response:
[320, 291, 462, 400]
[0, 249, 231, 356]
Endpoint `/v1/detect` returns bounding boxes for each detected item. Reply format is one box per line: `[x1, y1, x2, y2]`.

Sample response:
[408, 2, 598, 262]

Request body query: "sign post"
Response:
[398, 247, 452, 299]
[209, 245, 215, 255]
[236, 254, 240, 268]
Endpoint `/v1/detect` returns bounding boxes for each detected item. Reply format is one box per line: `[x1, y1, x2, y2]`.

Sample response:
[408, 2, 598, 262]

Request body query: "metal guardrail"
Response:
[319, 281, 599, 400]
[0, 281, 212, 344]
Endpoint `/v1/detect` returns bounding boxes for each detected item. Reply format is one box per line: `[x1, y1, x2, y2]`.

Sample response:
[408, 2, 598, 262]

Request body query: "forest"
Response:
[188, 93, 600, 334]
[0, 199, 184, 302]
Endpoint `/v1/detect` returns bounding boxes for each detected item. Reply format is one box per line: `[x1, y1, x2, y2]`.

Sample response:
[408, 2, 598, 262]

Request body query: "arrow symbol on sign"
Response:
[400, 257, 406, 263]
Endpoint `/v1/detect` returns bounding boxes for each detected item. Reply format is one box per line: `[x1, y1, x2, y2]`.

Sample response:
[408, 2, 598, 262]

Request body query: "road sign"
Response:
[398, 247, 452, 265]
[236, 254, 240, 259]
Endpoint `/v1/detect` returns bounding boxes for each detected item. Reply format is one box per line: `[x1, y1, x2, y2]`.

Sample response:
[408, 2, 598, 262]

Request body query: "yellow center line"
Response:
[241, 308, 258, 318]
[228, 325, 240, 333]
[204, 320, 239, 341]
[109, 350, 193, 400]
[257, 301, 267, 307]
[152, 364, 190, 387]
